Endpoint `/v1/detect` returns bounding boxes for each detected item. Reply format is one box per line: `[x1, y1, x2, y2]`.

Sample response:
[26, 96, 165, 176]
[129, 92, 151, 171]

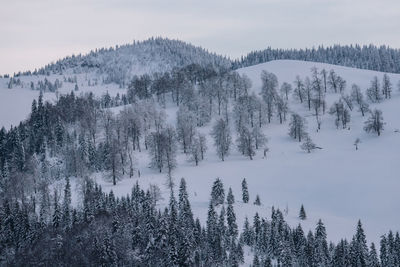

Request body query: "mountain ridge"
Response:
[10, 38, 400, 82]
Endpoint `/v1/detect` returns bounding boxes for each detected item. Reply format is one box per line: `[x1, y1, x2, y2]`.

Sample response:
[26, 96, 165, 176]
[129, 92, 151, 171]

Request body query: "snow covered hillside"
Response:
[1, 59, 399, 251]
[92, 60, 400, 248]
[0, 73, 124, 129]
[32, 37, 231, 85]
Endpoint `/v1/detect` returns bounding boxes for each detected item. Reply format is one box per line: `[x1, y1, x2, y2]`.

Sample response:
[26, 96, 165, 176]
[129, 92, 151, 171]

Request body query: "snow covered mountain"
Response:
[1, 56, 400, 265]
[28, 37, 231, 85]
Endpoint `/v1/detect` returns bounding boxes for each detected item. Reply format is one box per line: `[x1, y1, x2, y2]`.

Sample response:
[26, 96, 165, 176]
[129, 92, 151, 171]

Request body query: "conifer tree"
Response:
[211, 178, 225, 206]
[227, 187, 235, 205]
[62, 177, 72, 229]
[241, 178, 249, 203]
[253, 195, 261, 206]
[252, 254, 260, 267]
[227, 201, 238, 240]
[368, 242, 379, 267]
[299, 204, 307, 220]
[314, 219, 329, 265]
[52, 190, 61, 230]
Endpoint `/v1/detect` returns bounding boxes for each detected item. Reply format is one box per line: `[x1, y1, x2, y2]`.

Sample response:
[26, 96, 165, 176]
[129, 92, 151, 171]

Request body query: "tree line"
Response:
[233, 44, 400, 74]
[1, 176, 399, 266]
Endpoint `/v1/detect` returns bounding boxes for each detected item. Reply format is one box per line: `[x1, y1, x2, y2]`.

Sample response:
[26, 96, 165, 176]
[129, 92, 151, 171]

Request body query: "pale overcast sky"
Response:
[1, 0, 400, 74]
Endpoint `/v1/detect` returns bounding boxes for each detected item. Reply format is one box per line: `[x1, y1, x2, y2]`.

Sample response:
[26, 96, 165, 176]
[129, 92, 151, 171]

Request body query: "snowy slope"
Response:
[0, 73, 124, 129]
[89, 60, 400, 249]
[2, 60, 400, 250]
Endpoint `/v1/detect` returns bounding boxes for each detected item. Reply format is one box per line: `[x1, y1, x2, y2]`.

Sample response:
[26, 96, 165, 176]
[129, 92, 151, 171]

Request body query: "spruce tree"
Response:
[242, 216, 254, 246]
[211, 178, 225, 206]
[314, 219, 329, 265]
[252, 254, 260, 267]
[62, 177, 72, 229]
[52, 190, 61, 230]
[227, 187, 235, 205]
[227, 202, 238, 240]
[353, 220, 368, 266]
[368, 242, 379, 267]
[299, 204, 307, 220]
[241, 178, 249, 203]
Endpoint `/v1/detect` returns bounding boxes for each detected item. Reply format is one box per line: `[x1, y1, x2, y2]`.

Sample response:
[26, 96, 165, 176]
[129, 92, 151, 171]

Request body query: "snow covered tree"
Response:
[148, 125, 177, 175]
[189, 135, 202, 166]
[280, 82, 292, 100]
[314, 219, 329, 266]
[62, 177, 72, 229]
[328, 69, 338, 93]
[275, 95, 288, 124]
[197, 133, 207, 160]
[341, 94, 353, 111]
[241, 217, 254, 246]
[260, 71, 278, 123]
[299, 204, 307, 220]
[211, 178, 225, 206]
[349, 220, 368, 267]
[321, 69, 328, 92]
[301, 135, 316, 153]
[351, 84, 370, 116]
[366, 76, 383, 103]
[226, 201, 238, 240]
[211, 118, 232, 161]
[288, 113, 307, 142]
[337, 76, 347, 93]
[354, 138, 361, 150]
[253, 195, 261, 206]
[382, 73, 392, 99]
[52, 189, 61, 230]
[311, 67, 325, 112]
[364, 109, 384, 136]
[293, 75, 305, 103]
[252, 254, 260, 267]
[176, 106, 197, 153]
[241, 178, 249, 203]
[304, 77, 313, 110]
[329, 100, 351, 129]
[227, 187, 235, 205]
[236, 125, 255, 160]
[368, 243, 379, 267]
[252, 126, 267, 150]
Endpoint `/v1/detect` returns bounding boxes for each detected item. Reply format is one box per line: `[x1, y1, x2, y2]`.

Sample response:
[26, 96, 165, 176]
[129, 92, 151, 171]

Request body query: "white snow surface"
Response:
[3, 60, 400, 251]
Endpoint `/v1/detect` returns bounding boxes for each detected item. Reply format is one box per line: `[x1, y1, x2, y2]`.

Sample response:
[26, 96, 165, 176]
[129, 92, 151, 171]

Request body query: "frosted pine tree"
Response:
[211, 178, 225, 206]
[299, 204, 307, 220]
[227, 187, 235, 205]
[241, 178, 249, 203]
[253, 195, 261, 206]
